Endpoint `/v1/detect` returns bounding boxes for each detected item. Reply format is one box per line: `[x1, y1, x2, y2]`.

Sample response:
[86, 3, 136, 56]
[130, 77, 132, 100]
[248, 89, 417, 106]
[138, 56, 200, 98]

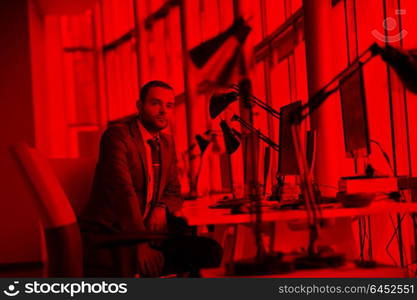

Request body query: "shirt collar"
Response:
[137, 118, 159, 142]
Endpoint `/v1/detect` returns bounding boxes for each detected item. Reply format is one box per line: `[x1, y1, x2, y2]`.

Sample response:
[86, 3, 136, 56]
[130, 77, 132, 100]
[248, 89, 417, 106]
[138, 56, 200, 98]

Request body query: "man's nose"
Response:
[159, 105, 167, 114]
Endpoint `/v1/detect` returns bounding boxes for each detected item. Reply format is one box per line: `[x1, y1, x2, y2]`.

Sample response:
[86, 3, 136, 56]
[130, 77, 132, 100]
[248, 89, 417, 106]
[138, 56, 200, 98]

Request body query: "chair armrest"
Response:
[88, 232, 177, 247]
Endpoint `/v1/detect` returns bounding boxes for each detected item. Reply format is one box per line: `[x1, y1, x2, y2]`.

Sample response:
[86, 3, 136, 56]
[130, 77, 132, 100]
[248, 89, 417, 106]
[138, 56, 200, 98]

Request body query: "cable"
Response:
[385, 212, 408, 267]
[370, 139, 395, 175]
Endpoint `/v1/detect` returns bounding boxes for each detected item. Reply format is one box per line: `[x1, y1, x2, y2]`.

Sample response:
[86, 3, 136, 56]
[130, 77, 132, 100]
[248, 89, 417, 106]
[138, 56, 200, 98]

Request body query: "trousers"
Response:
[82, 215, 223, 277]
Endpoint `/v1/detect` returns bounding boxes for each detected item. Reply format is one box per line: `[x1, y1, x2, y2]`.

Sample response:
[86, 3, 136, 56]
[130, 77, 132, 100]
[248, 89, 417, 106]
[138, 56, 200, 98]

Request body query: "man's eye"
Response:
[166, 104, 174, 109]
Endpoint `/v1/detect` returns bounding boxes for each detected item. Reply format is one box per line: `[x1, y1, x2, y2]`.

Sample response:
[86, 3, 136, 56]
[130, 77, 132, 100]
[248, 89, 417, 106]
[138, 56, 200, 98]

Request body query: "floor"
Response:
[201, 263, 411, 278]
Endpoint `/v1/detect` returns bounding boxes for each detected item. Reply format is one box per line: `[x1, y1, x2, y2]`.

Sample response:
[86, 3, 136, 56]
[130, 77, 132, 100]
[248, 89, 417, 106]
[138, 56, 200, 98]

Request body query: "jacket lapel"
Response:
[158, 134, 171, 202]
[129, 118, 171, 204]
[128, 118, 150, 187]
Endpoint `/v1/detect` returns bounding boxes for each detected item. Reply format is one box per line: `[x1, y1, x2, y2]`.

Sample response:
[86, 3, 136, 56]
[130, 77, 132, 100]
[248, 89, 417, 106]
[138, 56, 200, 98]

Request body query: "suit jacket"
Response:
[80, 117, 183, 234]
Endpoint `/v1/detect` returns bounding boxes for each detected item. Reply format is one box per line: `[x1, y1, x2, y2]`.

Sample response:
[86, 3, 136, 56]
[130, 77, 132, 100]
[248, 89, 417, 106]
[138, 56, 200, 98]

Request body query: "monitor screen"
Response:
[339, 66, 370, 158]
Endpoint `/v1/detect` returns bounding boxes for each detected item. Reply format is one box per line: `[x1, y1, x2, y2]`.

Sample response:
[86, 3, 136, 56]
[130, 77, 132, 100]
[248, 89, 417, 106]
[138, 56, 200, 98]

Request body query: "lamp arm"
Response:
[295, 43, 379, 124]
[231, 84, 281, 119]
[231, 114, 280, 152]
[251, 96, 281, 119]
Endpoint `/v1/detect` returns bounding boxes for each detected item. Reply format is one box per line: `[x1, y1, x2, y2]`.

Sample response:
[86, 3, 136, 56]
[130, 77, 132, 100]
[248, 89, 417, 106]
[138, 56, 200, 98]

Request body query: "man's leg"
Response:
[160, 235, 223, 276]
[157, 215, 223, 276]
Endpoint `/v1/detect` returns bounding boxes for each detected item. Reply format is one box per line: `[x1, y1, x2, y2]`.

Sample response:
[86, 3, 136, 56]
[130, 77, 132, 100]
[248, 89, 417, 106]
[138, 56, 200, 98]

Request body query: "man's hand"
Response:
[146, 206, 167, 232]
[137, 243, 164, 277]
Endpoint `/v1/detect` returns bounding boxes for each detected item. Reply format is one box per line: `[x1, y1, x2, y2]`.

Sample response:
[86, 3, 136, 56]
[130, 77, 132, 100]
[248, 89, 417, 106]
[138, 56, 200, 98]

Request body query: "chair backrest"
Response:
[12, 143, 83, 277]
[49, 157, 96, 216]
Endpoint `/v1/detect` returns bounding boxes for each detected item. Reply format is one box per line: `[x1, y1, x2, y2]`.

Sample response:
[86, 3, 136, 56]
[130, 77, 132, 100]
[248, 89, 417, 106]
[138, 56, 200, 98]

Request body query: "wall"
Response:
[0, 0, 42, 265]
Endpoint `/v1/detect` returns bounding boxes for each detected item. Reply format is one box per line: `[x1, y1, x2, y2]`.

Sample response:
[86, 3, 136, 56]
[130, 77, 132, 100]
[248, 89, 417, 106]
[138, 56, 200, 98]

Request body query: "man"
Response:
[81, 80, 222, 277]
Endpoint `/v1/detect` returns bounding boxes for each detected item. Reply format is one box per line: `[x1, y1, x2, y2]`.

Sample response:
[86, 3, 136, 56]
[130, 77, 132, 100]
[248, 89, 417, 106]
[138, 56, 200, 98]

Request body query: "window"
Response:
[99, 0, 138, 121]
[60, 10, 100, 157]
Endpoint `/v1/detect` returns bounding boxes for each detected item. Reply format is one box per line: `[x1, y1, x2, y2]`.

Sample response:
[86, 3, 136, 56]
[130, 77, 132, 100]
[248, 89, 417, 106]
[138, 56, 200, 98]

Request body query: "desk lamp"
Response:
[190, 15, 294, 273]
[190, 10, 417, 273]
[288, 42, 417, 268]
[184, 131, 213, 200]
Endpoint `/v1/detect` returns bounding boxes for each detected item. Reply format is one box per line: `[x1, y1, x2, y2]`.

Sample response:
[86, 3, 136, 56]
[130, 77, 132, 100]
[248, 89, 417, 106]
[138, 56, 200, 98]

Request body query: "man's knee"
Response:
[197, 237, 223, 268]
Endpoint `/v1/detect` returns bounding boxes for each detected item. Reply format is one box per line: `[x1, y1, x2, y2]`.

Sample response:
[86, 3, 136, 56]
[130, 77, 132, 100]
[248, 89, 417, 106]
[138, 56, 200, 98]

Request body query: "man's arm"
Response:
[98, 126, 146, 232]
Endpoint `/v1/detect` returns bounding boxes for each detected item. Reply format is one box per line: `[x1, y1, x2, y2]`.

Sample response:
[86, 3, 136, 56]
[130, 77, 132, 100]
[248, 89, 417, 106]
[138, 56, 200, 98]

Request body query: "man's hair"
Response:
[139, 80, 174, 103]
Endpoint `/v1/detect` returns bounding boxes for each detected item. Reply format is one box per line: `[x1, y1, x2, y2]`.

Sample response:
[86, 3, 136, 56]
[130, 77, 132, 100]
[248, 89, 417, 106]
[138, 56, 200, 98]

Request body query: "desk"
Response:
[181, 198, 417, 277]
[182, 199, 417, 226]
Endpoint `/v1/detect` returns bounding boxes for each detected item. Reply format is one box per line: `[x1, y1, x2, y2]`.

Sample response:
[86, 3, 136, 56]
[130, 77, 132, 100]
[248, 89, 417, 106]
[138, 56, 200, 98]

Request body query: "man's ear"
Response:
[136, 99, 142, 112]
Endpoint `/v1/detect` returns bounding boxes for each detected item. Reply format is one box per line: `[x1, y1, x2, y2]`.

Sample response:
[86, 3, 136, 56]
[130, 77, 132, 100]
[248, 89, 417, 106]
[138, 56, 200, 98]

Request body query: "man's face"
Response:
[138, 87, 175, 131]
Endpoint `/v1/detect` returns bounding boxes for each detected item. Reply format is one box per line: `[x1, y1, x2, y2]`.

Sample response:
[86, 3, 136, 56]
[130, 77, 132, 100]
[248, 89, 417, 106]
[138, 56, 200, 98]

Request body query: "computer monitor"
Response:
[278, 101, 302, 175]
[339, 66, 370, 158]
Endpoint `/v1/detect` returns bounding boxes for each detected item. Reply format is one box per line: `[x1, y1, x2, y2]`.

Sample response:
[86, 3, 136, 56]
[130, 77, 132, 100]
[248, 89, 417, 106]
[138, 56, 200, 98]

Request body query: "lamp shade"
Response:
[195, 134, 211, 154]
[209, 92, 239, 119]
[374, 44, 417, 94]
[220, 120, 240, 154]
[189, 17, 251, 69]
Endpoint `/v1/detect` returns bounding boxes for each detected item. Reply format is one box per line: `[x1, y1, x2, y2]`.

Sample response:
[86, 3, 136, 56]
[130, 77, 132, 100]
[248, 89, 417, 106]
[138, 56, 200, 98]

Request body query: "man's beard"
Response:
[140, 115, 168, 132]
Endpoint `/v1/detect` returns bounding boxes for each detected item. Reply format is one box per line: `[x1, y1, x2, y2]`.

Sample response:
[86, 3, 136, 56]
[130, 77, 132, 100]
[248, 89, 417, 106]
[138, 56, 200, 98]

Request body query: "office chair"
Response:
[12, 142, 169, 277]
